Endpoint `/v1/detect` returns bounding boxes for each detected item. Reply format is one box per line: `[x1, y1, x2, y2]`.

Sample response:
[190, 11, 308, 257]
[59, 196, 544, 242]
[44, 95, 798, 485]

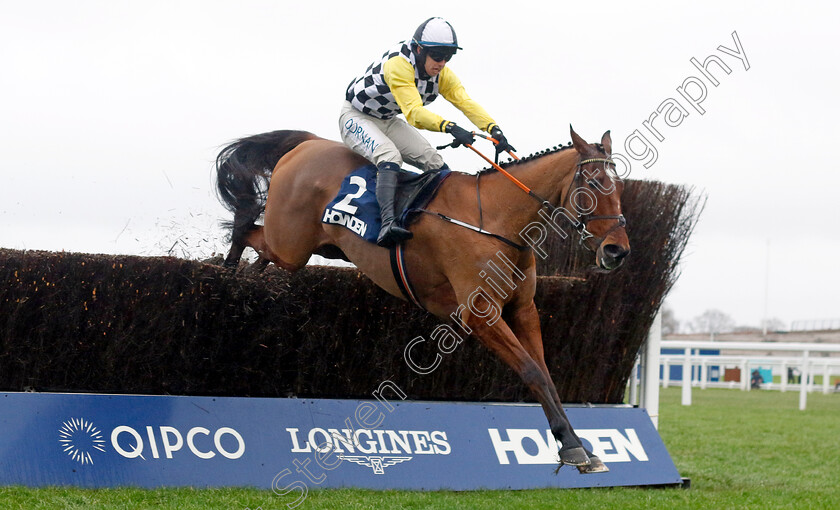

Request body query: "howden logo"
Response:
[488, 428, 649, 465]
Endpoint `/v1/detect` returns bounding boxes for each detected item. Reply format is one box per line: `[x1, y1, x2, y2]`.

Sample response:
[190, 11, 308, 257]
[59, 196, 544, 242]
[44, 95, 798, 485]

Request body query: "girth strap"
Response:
[389, 243, 424, 309]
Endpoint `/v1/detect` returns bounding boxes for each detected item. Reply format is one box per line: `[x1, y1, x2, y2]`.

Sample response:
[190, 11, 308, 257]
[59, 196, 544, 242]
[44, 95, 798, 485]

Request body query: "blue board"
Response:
[0, 392, 681, 495]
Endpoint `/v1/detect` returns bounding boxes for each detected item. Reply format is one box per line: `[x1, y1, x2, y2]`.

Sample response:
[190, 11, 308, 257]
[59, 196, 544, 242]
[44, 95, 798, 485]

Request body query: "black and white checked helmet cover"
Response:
[345, 41, 440, 119]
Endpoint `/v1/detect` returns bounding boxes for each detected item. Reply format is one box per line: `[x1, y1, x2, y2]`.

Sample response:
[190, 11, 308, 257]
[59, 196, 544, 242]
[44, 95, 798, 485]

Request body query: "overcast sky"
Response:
[2, 1, 838, 330]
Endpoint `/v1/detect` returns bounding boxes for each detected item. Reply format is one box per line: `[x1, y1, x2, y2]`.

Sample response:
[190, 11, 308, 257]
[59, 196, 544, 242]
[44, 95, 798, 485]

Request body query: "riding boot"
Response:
[375, 162, 413, 247]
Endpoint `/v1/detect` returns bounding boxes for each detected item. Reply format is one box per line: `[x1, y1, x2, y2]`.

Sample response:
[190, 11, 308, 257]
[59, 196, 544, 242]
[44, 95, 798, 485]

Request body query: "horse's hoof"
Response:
[577, 455, 609, 474]
[559, 447, 590, 467]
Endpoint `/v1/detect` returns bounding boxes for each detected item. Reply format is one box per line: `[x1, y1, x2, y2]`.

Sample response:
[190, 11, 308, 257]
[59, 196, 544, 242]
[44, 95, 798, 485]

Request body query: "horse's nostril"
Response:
[603, 244, 629, 260]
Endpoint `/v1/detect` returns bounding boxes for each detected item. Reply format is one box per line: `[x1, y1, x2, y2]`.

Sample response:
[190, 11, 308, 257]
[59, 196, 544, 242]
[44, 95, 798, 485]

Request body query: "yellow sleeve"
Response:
[384, 57, 447, 132]
[438, 67, 497, 133]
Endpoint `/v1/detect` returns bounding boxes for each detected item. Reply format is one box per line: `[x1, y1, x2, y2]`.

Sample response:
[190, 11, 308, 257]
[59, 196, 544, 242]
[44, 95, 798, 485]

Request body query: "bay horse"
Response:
[215, 126, 630, 473]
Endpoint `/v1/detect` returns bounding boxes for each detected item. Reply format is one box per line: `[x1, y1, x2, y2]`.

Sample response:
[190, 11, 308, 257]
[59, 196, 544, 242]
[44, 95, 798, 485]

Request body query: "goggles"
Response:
[427, 48, 455, 62]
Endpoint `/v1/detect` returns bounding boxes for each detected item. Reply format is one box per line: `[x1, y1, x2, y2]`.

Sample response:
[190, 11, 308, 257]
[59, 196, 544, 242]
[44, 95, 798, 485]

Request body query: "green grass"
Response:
[2, 388, 839, 509]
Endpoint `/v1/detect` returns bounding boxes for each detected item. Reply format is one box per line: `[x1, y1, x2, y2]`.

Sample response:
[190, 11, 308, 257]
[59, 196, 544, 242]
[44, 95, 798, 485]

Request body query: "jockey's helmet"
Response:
[412, 18, 461, 64]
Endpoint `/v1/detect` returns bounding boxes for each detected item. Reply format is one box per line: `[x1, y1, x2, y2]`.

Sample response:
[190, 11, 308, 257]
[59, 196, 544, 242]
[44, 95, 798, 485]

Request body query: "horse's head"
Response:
[569, 127, 630, 271]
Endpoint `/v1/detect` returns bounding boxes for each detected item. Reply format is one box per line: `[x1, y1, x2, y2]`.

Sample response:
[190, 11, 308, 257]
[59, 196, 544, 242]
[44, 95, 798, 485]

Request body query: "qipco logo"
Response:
[110, 425, 245, 460]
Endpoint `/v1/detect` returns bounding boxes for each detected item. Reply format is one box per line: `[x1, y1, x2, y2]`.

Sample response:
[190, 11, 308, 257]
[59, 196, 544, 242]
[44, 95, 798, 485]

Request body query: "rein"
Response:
[432, 135, 626, 252]
[465, 139, 625, 252]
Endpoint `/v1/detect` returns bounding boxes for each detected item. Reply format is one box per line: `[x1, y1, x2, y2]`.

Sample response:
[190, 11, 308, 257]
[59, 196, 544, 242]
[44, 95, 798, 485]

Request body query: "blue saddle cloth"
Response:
[322, 164, 451, 243]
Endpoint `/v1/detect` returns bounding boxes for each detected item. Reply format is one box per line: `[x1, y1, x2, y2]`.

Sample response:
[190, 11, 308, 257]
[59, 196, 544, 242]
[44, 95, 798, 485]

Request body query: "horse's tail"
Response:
[215, 130, 318, 240]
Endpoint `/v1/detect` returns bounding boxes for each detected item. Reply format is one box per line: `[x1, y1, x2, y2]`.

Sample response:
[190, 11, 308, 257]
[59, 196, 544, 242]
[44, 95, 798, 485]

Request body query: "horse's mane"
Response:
[477, 142, 606, 174]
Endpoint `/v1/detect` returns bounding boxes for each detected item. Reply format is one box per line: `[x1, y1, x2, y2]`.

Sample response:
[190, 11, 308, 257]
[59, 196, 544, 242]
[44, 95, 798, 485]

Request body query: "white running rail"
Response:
[630, 337, 840, 411]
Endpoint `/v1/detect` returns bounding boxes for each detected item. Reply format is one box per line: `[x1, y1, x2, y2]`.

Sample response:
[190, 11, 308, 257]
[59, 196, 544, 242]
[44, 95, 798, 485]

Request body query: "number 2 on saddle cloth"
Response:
[321, 164, 452, 308]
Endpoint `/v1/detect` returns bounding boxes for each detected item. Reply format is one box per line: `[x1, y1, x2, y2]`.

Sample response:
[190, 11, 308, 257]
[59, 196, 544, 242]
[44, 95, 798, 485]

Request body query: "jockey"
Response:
[339, 17, 515, 247]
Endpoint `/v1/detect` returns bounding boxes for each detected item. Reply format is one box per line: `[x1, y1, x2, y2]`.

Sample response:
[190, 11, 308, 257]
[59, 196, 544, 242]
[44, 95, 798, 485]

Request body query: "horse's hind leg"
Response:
[262, 210, 332, 273]
[255, 257, 271, 272]
[223, 238, 247, 268]
[223, 246, 243, 268]
[242, 226, 288, 269]
[223, 209, 259, 269]
[223, 224, 278, 271]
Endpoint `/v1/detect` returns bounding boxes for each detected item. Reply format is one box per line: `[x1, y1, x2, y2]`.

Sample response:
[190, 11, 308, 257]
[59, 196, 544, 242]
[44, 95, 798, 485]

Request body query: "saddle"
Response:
[322, 164, 451, 244]
[395, 168, 452, 226]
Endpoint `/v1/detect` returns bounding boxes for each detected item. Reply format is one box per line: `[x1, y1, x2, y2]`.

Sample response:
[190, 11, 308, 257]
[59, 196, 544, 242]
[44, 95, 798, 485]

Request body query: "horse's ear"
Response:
[570, 125, 588, 154]
[601, 130, 612, 155]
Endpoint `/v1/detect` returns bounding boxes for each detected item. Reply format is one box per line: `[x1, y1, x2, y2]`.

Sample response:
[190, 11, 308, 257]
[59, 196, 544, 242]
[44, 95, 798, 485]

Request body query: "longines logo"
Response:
[338, 455, 412, 474]
[287, 427, 451, 474]
[59, 418, 106, 465]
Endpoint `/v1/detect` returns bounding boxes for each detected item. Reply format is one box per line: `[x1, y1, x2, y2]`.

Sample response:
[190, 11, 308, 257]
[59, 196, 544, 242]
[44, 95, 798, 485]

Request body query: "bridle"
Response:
[559, 157, 627, 253]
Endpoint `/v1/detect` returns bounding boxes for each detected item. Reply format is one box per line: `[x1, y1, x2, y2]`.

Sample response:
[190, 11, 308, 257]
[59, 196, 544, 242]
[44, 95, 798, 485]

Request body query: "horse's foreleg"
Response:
[468, 314, 589, 467]
[509, 302, 608, 474]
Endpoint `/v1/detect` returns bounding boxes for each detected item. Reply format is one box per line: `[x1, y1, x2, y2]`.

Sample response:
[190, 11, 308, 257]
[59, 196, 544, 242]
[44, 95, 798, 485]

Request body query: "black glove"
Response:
[445, 122, 475, 147]
[491, 126, 516, 155]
